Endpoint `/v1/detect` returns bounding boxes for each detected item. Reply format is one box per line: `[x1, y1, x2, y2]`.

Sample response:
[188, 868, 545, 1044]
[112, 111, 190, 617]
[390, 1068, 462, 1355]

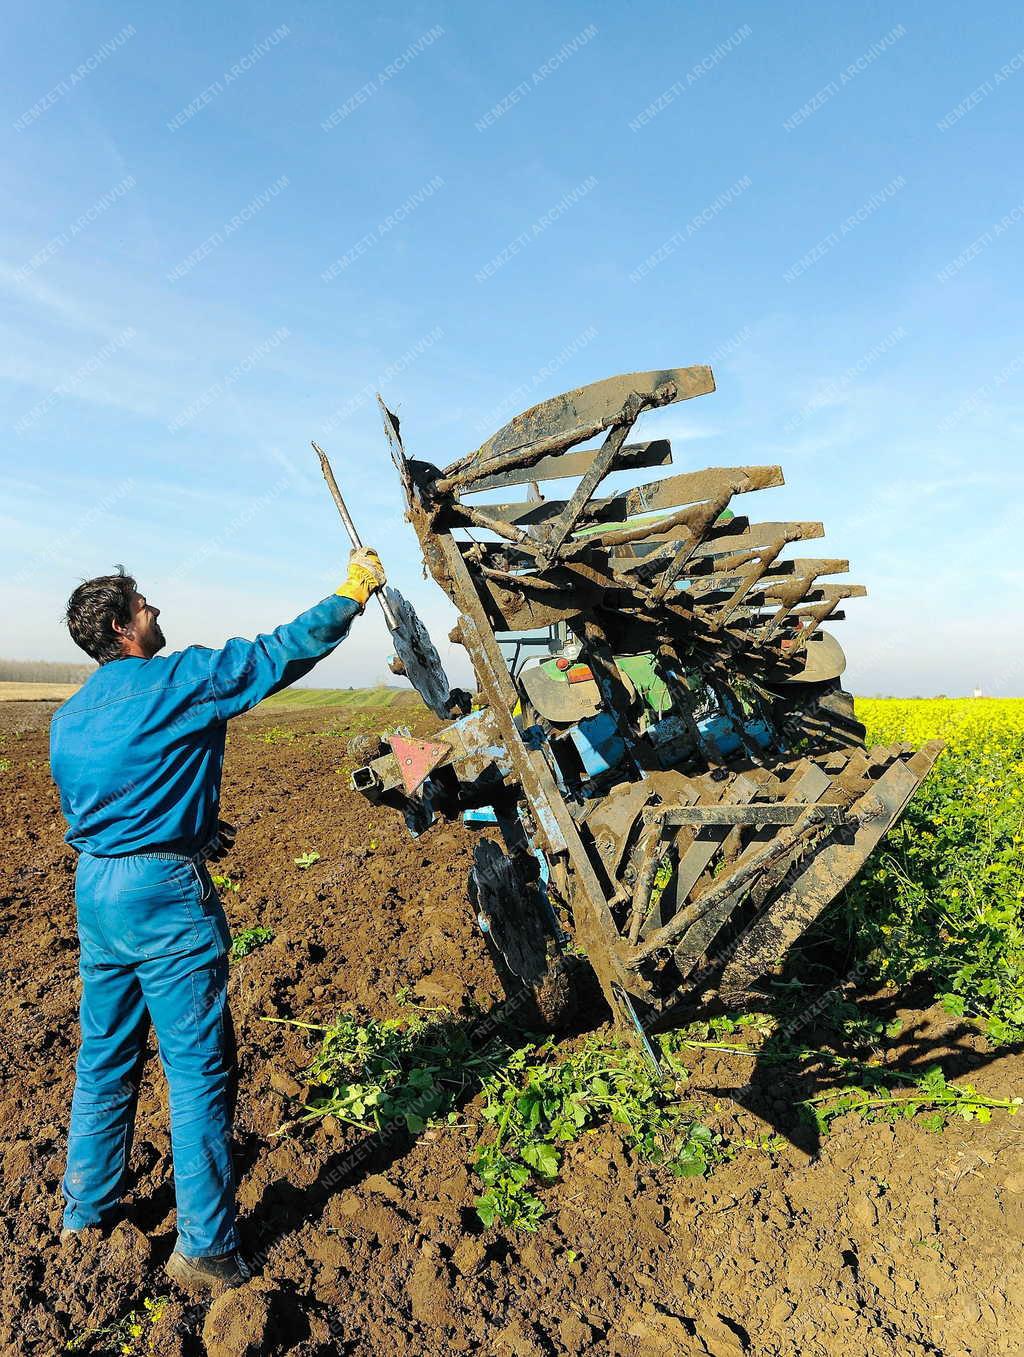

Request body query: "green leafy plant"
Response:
[473, 1035, 725, 1231]
[665, 1004, 1023, 1144]
[819, 997, 904, 1049]
[802, 1063, 1023, 1135]
[674, 996, 902, 1063]
[268, 1009, 726, 1231]
[267, 986, 1023, 1240]
[266, 1007, 511, 1136]
[294, 851, 321, 870]
[647, 852, 675, 915]
[229, 926, 274, 960]
[211, 873, 239, 893]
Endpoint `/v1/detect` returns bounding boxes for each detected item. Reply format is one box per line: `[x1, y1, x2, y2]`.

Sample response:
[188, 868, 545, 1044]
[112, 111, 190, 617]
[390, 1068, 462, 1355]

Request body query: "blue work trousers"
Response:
[62, 851, 238, 1258]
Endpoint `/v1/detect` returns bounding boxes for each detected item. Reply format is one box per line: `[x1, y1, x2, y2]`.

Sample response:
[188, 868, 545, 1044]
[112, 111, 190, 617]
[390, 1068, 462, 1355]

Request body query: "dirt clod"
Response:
[451, 1235, 487, 1276]
[203, 1283, 271, 1356]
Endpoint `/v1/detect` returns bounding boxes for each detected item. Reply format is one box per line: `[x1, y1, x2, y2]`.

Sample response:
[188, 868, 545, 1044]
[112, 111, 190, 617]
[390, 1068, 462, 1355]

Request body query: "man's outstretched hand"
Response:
[337, 547, 387, 608]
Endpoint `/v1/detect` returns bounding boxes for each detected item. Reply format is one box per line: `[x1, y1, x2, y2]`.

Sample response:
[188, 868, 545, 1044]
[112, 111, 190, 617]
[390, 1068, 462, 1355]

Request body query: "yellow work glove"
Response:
[337, 546, 386, 608]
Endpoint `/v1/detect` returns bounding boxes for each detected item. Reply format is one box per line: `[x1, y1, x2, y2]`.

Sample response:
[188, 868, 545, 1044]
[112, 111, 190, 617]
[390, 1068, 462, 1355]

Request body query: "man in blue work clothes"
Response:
[50, 548, 385, 1292]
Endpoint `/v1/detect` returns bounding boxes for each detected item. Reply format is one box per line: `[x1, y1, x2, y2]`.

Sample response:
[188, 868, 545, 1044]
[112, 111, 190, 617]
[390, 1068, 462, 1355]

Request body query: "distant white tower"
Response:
[973, 686, 983, 699]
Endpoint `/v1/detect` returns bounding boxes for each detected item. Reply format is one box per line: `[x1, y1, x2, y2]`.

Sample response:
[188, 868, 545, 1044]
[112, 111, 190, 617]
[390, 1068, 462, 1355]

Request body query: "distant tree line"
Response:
[0, 658, 95, 683]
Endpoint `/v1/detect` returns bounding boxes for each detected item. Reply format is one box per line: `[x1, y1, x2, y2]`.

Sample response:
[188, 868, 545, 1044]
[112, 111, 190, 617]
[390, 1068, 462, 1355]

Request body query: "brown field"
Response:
[1, 694, 1021, 1356]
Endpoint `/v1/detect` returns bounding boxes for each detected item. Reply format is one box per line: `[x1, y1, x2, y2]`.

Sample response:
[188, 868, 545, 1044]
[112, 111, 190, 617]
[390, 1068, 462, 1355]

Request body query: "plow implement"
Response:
[346, 366, 942, 1042]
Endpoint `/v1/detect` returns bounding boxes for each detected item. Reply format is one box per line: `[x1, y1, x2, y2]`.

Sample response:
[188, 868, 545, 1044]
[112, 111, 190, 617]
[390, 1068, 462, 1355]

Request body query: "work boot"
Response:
[166, 1248, 252, 1293]
[60, 1225, 101, 1246]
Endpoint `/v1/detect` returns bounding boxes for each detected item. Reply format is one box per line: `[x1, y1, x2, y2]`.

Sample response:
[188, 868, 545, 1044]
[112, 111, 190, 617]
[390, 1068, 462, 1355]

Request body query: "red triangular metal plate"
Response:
[388, 735, 450, 794]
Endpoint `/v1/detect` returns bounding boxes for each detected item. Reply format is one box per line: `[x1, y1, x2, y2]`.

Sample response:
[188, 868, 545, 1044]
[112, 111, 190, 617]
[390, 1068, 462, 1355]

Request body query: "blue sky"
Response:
[2, 1, 1022, 695]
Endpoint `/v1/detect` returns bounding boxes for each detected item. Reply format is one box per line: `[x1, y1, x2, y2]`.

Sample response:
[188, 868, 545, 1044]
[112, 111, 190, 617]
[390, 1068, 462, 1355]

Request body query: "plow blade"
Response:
[606, 741, 942, 1021]
[717, 740, 944, 996]
[447, 366, 716, 482]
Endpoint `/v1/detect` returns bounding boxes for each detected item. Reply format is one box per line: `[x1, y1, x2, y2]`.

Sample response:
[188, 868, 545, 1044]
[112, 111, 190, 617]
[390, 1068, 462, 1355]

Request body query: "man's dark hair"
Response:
[64, 566, 137, 664]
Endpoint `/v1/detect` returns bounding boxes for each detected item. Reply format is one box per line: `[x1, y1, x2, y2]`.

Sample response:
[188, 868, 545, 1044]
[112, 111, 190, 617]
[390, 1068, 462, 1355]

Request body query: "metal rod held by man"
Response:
[313, 440, 399, 632]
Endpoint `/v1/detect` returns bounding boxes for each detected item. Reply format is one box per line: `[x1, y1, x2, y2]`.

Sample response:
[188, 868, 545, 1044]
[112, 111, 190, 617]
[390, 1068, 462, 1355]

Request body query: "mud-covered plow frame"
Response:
[361, 369, 942, 1039]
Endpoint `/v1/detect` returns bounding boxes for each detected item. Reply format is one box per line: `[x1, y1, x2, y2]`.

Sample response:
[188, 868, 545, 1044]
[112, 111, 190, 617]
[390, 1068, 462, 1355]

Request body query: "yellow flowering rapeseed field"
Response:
[842, 698, 1024, 1043]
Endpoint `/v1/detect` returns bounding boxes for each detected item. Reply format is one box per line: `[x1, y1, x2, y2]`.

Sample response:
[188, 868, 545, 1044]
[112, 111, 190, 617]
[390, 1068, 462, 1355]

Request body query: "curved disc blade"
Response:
[386, 586, 451, 718]
[773, 629, 848, 684]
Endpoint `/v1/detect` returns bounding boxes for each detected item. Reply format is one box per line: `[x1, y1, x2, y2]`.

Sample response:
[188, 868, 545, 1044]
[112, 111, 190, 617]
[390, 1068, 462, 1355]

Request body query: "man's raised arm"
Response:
[206, 548, 386, 721]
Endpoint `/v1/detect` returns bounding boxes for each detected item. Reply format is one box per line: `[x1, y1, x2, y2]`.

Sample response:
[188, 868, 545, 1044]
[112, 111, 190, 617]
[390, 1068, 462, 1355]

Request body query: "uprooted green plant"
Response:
[665, 991, 903, 1067]
[802, 1063, 1023, 1134]
[265, 1006, 512, 1136]
[269, 991, 1022, 1235]
[664, 1000, 1023, 1138]
[267, 1006, 725, 1229]
[473, 1034, 726, 1230]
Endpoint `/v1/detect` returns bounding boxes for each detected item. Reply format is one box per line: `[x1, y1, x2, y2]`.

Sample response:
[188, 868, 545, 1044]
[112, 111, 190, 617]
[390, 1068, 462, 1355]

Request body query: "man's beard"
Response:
[145, 622, 166, 656]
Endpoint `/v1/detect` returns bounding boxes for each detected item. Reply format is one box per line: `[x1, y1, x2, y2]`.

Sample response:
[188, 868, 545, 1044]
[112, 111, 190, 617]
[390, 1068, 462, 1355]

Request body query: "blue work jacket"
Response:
[50, 593, 360, 857]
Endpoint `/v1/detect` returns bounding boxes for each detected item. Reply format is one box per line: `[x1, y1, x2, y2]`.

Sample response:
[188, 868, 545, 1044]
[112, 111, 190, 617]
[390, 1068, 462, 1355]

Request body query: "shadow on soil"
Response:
[660, 938, 1024, 1159]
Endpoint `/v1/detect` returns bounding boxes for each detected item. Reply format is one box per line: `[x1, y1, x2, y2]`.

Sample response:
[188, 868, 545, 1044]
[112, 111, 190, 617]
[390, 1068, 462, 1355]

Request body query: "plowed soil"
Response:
[2, 695, 1022, 1357]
